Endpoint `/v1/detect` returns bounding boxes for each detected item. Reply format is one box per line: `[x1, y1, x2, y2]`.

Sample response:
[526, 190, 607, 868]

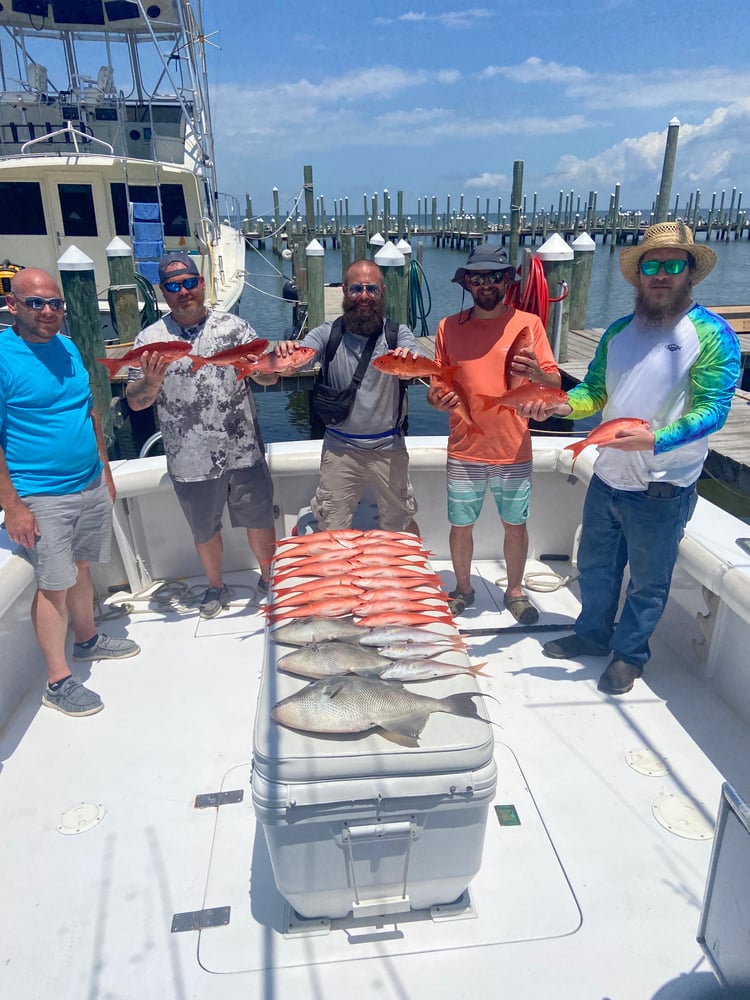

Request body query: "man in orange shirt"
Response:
[428, 244, 560, 623]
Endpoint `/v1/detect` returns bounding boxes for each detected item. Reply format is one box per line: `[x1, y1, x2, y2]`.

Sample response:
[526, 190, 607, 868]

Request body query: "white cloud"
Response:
[464, 172, 509, 189]
[399, 8, 493, 29]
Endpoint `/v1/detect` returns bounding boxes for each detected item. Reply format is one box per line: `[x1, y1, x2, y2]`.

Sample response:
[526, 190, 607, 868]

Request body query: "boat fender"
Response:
[282, 279, 300, 303]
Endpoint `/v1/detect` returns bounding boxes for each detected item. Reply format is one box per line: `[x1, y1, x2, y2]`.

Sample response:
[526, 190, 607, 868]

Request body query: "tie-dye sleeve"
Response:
[565, 317, 631, 419]
[653, 307, 740, 454]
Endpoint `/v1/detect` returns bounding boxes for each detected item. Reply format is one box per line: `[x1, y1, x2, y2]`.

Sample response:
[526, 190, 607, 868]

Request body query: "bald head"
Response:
[8, 268, 65, 343]
[10, 267, 62, 300]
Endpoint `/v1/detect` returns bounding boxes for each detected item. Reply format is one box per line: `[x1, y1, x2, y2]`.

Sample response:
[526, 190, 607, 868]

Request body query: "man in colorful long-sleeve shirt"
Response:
[516, 222, 740, 695]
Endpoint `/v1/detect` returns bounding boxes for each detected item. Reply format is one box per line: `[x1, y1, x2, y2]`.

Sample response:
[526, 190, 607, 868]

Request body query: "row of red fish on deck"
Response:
[266, 528, 454, 628]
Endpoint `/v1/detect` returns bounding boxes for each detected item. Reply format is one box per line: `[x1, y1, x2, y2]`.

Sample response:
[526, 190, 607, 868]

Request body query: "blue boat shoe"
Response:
[42, 676, 103, 717]
[199, 585, 233, 619]
[72, 633, 141, 661]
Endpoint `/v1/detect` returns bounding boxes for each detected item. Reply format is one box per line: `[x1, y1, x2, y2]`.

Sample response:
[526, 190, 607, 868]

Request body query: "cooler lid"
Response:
[253, 629, 496, 786]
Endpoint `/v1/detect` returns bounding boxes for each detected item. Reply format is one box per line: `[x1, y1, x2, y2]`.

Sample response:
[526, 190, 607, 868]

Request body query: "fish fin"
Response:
[378, 728, 420, 748]
[476, 393, 500, 411]
[379, 712, 430, 740]
[190, 355, 207, 371]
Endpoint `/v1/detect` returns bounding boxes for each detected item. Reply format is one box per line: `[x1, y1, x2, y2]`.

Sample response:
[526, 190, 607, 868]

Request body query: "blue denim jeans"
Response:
[575, 474, 697, 668]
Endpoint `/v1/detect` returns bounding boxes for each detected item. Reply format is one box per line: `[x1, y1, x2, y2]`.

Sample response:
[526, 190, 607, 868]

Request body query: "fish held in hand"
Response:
[504, 327, 535, 390]
[235, 346, 317, 377]
[372, 353, 459, 381]
[481, 384, 569, 412]
[189, 340, 270, 372]
[97, 340, 193, 378]
[271, 674, 487, 741]
[564, 417, 651, 461]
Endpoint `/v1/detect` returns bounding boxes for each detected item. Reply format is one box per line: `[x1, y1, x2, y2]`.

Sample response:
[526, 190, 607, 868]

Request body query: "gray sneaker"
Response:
[199, 585, 233, 619]
[72, 633, 141, 661]
[42, 676, 103, 717]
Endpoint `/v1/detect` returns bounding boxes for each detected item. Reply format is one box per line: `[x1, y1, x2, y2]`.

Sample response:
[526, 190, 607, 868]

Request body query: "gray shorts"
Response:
[22, 476, 113, 591]
[172, 463, 275, 544]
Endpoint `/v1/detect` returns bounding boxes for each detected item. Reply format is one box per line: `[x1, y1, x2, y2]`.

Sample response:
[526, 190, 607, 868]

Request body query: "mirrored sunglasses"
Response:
[639, 259, 689, 276]
[163, 276, 200, 293]
[347, 282, 382, 298]
[466, 270, 510, 287]
[16, 295, 65, 311]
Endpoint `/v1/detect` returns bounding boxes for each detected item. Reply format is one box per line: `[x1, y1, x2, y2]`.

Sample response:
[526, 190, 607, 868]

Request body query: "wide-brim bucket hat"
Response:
[619, 221, 716, 286]
[451, 243, 520, 283]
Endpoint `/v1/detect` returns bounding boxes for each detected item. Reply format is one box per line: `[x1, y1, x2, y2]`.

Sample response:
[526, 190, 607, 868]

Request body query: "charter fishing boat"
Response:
[0, 0, 244, 328]
[1, 433, 749, 998]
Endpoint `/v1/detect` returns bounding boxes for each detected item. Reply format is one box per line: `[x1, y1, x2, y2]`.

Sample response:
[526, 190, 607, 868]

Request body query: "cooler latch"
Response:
[341, 819, 416, 918]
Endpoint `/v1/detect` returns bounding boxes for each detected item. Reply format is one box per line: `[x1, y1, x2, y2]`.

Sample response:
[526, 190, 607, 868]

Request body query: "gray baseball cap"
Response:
[451, 244, 518, 283]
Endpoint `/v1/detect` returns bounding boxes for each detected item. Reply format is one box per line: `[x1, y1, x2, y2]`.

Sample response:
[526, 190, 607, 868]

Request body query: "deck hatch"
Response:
[171, 906, 230, 933]
[194, 789, 244, 809]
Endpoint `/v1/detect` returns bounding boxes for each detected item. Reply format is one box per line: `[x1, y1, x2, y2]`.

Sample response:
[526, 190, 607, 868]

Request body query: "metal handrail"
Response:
[21, 122, 114, 156]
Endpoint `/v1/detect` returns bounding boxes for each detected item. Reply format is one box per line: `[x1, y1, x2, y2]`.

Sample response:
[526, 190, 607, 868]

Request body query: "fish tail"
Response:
[469, 661, 490, 676]
[190, 355, 207, 371]
[439, 691, 486, 720]
[96, 357, 124, 377]
[564, 440, 586, 461]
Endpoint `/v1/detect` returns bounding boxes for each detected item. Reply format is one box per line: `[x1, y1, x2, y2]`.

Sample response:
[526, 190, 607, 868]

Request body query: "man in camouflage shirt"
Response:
[126, 254, 276, 618]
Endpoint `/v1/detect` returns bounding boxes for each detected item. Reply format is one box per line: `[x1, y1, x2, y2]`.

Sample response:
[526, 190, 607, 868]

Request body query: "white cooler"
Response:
[252, 638, 497, 920]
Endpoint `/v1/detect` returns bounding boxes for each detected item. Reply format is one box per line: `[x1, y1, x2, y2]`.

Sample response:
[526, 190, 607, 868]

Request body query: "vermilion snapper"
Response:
[564, 418, 651, 461]
[478, 384, 569, 412]
[235, 346, 317, 377]
[96, 340, 193, 378]
[504, 327, 535, 390]
[372, 352, 459, 381]
[189, 340, 270, 372]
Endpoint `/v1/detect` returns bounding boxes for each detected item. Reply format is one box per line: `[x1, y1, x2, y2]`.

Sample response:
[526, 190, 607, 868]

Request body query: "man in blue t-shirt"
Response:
[0, 268, 140, 717]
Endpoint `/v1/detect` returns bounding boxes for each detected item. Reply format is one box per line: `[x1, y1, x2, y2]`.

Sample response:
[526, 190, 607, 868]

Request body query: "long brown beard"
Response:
[635, 285, 692, 325]
[342, 296, 385, 336]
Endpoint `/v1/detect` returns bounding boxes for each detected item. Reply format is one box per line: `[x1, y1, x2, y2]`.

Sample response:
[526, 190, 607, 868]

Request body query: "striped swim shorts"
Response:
[446, 457, 532, 526]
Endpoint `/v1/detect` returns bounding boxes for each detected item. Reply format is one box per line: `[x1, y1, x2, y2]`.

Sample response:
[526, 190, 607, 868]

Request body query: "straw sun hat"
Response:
[619, 221, 716, 286]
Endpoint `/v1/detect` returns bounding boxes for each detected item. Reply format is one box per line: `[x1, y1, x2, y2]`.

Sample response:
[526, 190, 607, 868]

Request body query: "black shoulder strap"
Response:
[321, 317, 344, 378]
[384, 319, 399, 350]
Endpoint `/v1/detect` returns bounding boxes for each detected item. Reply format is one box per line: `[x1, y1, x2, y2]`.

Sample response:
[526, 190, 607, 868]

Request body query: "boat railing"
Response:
[20, 123, 114, 156]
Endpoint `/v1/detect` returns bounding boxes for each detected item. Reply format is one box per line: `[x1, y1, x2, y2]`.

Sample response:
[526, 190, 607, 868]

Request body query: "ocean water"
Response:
[239, 233, 750, 443]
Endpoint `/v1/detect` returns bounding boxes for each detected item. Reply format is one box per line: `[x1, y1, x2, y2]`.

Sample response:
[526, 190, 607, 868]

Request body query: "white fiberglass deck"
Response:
[1, 550, 748, 999]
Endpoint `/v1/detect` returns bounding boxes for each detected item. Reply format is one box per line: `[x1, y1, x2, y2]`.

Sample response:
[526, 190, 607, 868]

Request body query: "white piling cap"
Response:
[536, 232, 574, 261]
[571, 233, 596, 252]
[396, 239, 412, 254]
[374, 241, 406, 266]
[105, 236, 132, 257]
[305, 239, 325, 257]
[369, 232, 386, 246]
[57, 245, 94, 270]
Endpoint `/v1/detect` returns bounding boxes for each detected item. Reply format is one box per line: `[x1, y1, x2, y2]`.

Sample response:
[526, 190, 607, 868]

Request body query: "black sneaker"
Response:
[199, 585, 233, 619]
[597, 658, 643, 695]
[542, 634, 609, 659]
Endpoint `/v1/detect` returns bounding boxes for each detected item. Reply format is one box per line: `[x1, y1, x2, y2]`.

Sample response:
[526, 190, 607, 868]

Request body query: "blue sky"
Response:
[203, 1, 749, 222]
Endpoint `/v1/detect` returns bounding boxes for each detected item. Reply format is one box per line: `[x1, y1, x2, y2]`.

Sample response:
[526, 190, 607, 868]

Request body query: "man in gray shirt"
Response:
[275, 259, 421, 532]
